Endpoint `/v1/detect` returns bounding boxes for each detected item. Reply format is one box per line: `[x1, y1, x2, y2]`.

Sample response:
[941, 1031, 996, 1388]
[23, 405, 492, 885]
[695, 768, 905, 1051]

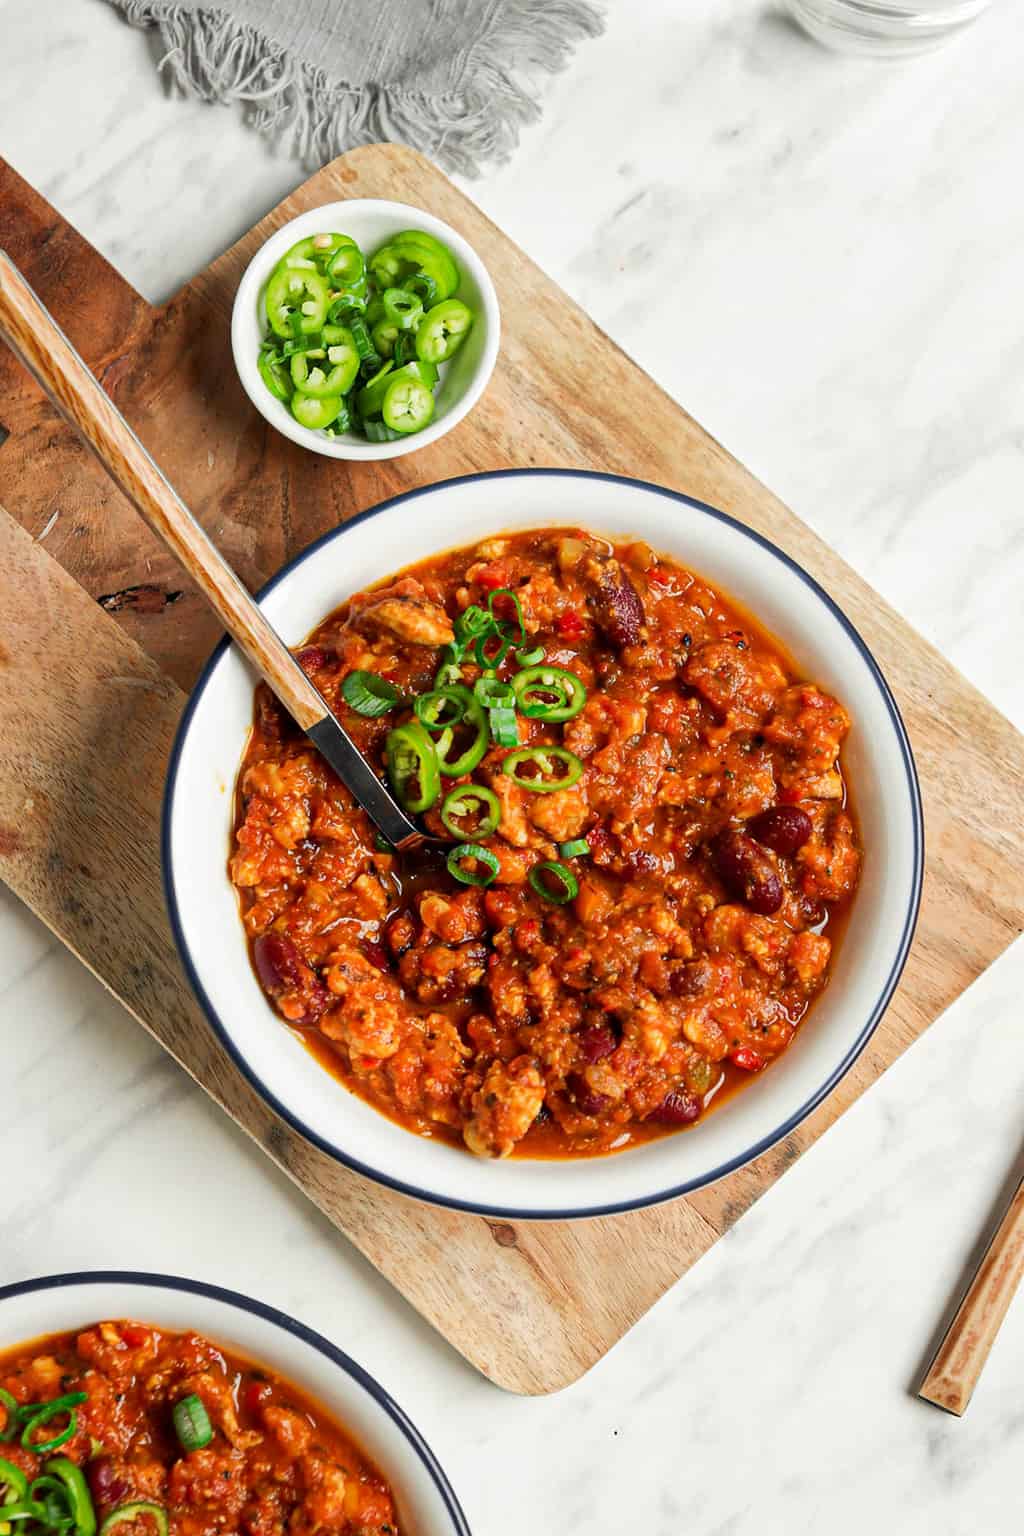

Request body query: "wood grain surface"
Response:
[0, 144, 1022, 1394]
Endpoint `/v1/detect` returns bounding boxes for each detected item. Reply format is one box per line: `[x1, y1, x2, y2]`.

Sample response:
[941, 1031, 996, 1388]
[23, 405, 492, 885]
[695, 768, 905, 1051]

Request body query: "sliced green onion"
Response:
[515, 645, 545, 666]
[434, 646, 463, 689]
[502, 746, 583, 793]
[528, 861, 579, 905]
[558, 838, 591, 859]
[486, 588, 526, 644]
[452, 605, 493, 654]
[474, 629, 512, 669]
[172, 1394, 212, 1453]
[343, 312, 379, 367]
[0, 1392, 18, 1444]
[0, 1500, 48, 1525]
[98, 1505, 168, 1536]
[340, 670, 401, 717]
[392, 331, 418, 366]
[488, 706, 519, 747]
[373, 832, 394, 853]
[362, 420, 403, 442]
[20, 1395, 87, 1455]
[446, 843, 500, 887]
[439, 785, 501, 840]
[473, 676, 514, 708]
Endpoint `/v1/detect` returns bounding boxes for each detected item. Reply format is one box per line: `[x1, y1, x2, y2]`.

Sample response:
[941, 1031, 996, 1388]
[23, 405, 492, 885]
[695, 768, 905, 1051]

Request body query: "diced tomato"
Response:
[731, 1047, 765, 1072]
[474, 564, 508, 593]
[121, 1324, 150, 1348]
[242, 1379, 271, 1416]
[556, 610, 585, 641]
[647, 568, 672, 587]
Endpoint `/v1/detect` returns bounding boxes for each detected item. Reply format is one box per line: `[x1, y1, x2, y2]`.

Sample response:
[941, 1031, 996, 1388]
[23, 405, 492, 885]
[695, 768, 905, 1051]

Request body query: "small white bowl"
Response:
[230, 199, 499, 461]
[164, 470, 923, 1220]
[0, 1272, 469, 1536]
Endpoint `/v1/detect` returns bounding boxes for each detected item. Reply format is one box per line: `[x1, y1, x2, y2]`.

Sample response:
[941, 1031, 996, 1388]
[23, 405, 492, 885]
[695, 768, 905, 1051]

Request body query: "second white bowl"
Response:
[230, 198, 500, 461]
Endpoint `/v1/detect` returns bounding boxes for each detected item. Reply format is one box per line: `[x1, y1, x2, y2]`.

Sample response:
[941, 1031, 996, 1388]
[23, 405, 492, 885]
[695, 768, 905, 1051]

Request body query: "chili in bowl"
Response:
[0, 1273, 469, 1536]
[163, 470, 923, 1219]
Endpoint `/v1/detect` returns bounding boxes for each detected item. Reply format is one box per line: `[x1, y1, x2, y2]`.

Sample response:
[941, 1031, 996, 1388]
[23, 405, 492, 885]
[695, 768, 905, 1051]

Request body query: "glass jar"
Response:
[785, 0, 993, 56]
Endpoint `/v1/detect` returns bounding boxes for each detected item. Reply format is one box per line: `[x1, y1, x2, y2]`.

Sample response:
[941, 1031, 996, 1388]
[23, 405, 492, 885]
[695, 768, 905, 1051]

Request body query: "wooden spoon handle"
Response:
[0, 249, 326, 732]
[918, 1173, 1024, 1415]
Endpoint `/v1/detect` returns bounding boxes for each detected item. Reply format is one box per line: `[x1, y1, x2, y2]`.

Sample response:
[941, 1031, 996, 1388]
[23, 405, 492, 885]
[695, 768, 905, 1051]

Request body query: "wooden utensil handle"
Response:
[918, 1173, 1024, 1415]
[0, 250, 326, 731]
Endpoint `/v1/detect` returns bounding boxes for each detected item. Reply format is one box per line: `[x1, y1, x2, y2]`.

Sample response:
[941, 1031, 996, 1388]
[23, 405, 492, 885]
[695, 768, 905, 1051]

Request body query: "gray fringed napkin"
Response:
[105, 0, 604, 176]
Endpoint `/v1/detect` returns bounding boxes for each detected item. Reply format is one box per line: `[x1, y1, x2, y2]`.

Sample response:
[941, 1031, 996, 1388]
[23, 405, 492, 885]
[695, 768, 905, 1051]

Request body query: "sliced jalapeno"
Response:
[290, 326, 359, 396]
[281, 233, 355, 270]
[357, 360, 437, 419]
[385, 721, 441, 813]
[382, 374, 435, 435]
[502, 746, 583, 793]
[290, 393, 345, 432]
[440, 785, 501, 840]
[435, 694, 488, 778]
[369, 236, 458, 302]
[258, 348, 293, 402]
[511, 665, 587, 722]
[265, 267, 330, 339]
[446, 843, 499, 887]
[414, 299, 473, 364]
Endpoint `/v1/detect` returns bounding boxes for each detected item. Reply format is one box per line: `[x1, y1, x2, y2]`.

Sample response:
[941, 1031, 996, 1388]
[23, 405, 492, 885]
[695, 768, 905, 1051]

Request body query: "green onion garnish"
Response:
[339, 670, 401, 716]
[172, 1394, 213, 1453]
[528, 861, 579, 905]
[558, 839, 590, 859]
[446, 843, 500, 887]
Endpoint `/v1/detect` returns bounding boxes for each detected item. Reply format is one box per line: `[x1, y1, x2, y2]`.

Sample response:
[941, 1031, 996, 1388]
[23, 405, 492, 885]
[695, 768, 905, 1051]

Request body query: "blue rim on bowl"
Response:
[162, 468, 924, 1221]
[0, 1271, 471, 1536]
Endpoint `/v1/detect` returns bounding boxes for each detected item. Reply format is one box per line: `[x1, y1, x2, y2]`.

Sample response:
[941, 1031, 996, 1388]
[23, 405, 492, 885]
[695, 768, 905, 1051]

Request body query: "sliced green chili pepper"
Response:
[529, 861, 579, 904]
[0, 1460, 27, 1504]
[0, 1392, 18, 1444]
[326, 243, 366, 292]
[340, 671, 401, 717]
[98, 1504, 168, 1536]
[434, 695, 488, 778]
[413, 686, 474, 733]
[439, 785, 501, 840]
[369, 237, 458, 303]
[20, 1395, 86, 1455]
[28, 1475, 74, 1533]
[446, 843, 499, 887]
[515, 644, 545, 667]
[511, 665, 587, 722]
[356, 359, 436, 419]
[289, 327, 359, 398]
[474, 629, 512, 670]
[258, 349, 293, 402]
[415, 299, 473, 364]
[370, 320, 400, 359]
[44, 1459, 96, 1536]
[473, 676, 514, 708]
[281, 234, 354, 270]
[558, 838, 590, 859]
[290, 394, 344, 432]
[382, 374, 435, 435]
[265, 266, 330, 339]
[392, 331, 418, 366]
[502, 746, 583, 793]
[381, 287, 423, 330]
[172, 1395, 212, 1453]
[385, 720, 441, 813]
[402, 272, 438, 307]
[0, 1500, 48, 1525]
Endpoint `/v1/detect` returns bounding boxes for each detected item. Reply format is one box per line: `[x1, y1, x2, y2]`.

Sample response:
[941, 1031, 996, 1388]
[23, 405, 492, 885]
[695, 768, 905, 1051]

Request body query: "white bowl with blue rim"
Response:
[163, 469, 923, 1219]
[0, 1272, 469, 1535]
[230, 199, 500, 461]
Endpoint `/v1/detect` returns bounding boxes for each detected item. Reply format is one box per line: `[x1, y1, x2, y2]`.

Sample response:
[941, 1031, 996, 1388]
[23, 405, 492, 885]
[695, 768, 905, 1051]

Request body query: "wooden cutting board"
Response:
[0, 145, 1021, 1395]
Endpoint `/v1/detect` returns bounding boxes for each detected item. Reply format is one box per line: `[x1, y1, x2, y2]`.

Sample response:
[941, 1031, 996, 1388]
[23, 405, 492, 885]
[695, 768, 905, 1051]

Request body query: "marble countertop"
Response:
[2, 0, 1023, 1530]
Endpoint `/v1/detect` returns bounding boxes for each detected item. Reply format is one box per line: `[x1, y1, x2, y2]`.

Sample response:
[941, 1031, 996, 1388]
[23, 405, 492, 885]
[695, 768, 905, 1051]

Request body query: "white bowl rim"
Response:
[162, 468, 924, 1220]
[0, 1270, 471, 1536]
[229, 197, 500, 462]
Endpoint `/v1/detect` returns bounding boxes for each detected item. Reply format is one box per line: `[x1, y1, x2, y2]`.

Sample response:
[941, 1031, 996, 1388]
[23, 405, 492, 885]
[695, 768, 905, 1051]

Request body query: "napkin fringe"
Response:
[110, 0, 605, 176]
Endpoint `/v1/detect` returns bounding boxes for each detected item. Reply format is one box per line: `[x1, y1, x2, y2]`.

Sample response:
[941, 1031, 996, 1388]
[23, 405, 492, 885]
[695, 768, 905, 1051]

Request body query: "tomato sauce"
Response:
[230, 528, 861, 1159]
[0, 1322, 398, 1536]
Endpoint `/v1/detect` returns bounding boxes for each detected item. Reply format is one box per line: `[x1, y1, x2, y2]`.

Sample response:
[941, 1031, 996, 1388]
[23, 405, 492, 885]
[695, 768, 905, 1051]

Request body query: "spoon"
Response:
[0, 251, 436, 852]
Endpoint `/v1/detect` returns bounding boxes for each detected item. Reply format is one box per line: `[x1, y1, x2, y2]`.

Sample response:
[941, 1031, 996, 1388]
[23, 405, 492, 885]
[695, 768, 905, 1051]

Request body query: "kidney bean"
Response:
[579, 1024, 617, 1064]
[651, 1090, 702, 1126]
[593, 566, 644, 649]
[296, 646, 329, 673]
[363, 941, 390, 973]
[747, 805, 813, 858]
[253, 933, 327, 1022]
[88, 1459, 128, 1508]
[714, 830, 784, 916]
[670, 959, 714, 998]
[731, 1047, 765, 1072]
[567, 1072, 609, 1116]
